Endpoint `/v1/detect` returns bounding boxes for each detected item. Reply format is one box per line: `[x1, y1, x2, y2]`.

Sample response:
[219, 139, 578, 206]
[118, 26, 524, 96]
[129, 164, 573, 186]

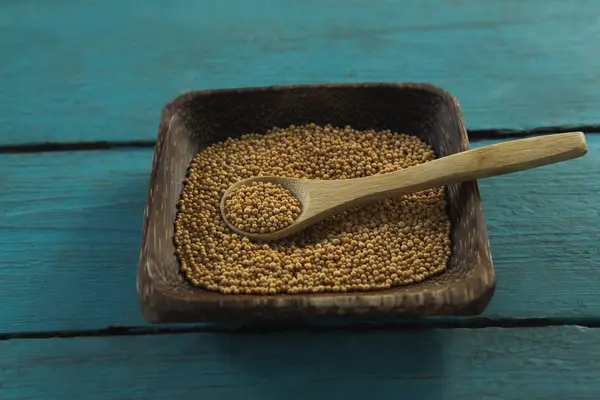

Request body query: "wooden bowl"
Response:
[137, 83, 496, 323]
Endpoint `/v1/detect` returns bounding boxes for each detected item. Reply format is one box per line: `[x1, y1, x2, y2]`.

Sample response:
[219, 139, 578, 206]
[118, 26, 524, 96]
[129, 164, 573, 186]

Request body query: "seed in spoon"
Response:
[223, 181, 302, 233]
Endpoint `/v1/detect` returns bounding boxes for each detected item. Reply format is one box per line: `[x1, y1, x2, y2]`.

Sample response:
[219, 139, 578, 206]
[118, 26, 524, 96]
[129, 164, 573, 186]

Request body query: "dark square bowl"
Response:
[137, 83, 495, 323]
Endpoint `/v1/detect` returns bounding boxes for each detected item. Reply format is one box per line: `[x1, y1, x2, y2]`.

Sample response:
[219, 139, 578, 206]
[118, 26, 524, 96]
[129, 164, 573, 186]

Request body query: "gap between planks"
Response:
[3, 318, 600, 341]
[1, 126, 599, 154]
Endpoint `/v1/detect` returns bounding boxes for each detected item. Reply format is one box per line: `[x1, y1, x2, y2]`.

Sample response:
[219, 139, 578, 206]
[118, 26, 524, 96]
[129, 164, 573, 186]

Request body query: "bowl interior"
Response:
[139, 83, 494, 321]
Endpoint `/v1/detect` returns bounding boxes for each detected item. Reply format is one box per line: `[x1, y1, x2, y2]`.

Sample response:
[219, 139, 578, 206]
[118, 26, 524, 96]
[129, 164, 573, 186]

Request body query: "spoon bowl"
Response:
[220, 175, 336, 241]
[221, 131, 587, 241]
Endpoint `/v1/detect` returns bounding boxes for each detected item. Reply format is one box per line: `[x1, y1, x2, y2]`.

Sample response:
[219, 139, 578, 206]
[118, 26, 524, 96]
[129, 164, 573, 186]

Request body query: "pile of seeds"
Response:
[223, 181, 302, 233]
[174, 123, 451, 295]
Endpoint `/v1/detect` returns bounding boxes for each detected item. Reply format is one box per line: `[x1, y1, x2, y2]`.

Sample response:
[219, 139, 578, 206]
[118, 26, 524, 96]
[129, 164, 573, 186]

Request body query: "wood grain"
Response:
[2, 327, 600, 399]
[0, 136, 598, 333]
[3, 0, 600, 145]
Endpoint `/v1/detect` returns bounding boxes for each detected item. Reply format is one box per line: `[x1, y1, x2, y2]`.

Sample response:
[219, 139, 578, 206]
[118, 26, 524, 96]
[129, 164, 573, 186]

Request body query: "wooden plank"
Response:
[1, 327, 599, 399]
[0, 138, 598, 332]
[0, 136, 598, 333]
[2, 0, 600, 145]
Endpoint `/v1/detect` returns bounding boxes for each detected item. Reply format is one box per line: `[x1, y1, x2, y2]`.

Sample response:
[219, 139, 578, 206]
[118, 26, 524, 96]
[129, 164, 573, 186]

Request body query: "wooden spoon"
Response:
[220, 131, 587, 241]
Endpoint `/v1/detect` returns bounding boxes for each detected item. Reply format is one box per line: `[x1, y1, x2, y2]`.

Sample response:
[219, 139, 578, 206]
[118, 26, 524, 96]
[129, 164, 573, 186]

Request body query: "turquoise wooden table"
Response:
[2, 0, 600, 398]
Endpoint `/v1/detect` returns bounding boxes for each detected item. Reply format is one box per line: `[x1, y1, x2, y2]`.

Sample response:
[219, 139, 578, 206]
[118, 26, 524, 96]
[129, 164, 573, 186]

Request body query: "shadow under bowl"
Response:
[137, 82, 496, 324]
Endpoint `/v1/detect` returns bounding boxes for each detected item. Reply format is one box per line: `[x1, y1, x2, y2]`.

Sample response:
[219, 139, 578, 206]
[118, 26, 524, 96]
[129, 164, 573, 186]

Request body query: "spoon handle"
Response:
[332, 131, 587, 204]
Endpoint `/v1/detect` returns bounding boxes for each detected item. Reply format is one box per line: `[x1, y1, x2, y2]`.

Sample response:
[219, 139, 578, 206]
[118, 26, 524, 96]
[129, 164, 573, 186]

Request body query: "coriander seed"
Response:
[224, 181, 301, 233]
[174, 124, 452, 295]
